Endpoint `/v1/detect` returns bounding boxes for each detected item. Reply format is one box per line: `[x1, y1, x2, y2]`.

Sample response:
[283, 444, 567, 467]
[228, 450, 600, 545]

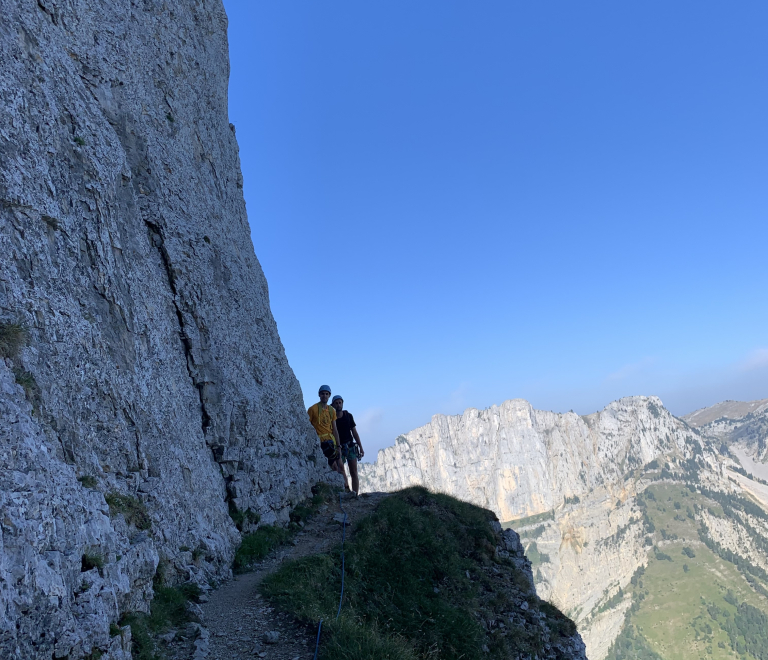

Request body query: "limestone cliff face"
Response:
[360, 396, 704, 659]
[0, 2, 323, 658]
[361, 396, 691, 521]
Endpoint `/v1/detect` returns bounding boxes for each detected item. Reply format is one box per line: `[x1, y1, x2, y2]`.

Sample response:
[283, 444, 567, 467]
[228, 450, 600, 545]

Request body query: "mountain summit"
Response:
[362, 395, 768, 660]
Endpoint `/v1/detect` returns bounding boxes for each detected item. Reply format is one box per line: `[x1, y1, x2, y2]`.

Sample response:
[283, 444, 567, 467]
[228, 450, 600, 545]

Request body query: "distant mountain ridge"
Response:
[360, 395, 695, 521]
[361, 394, 768, 659]
[685, 398, 768, 464]
[682, 398, 768, 428]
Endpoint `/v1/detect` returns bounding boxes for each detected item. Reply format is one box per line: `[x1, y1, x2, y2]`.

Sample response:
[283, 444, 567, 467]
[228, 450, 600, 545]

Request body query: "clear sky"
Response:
[222, 0, 768, 459]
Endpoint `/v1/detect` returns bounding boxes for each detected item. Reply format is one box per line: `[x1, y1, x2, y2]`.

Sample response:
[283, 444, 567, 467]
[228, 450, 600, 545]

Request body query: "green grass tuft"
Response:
[12, 367, 37, 399]
[234, 526, 291, 571]
[292, 481, 338, 524]
[120, 613, 158, 660]
[231, 482, 339, 572]
[42, 214, 60, 230]
[228, 500, 260, 531]
[78, 475, 99, 489]
[105, 492, 152, 530]
[0, 323, 28, 358]
[81, 550, 104, 574]
[121, 583, 201, 660]
[149, 585, 199, 628]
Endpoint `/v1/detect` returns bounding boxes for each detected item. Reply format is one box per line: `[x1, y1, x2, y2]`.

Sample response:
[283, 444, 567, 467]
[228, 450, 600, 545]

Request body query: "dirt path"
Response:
[175, 491, 388, 660]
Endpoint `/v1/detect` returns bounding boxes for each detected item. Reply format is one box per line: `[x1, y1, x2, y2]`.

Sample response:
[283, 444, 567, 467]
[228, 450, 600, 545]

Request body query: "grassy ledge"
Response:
[121, 582, 202, 660]
[233, 482, 337, 572]
[261, 486, 578, 660]
[105, 492, 152, 531]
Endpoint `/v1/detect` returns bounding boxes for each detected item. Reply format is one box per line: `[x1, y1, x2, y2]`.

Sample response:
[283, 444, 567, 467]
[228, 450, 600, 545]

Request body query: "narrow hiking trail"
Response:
[171, 491, 388, 660]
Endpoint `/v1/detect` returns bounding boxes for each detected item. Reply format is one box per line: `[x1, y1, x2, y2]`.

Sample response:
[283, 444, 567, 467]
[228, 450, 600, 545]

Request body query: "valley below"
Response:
[361, 396, 768, 660]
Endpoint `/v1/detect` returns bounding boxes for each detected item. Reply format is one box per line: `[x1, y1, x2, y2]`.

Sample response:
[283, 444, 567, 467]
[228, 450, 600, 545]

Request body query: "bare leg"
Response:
[348, 458, 359, 495]
[334, 457, 350, 490]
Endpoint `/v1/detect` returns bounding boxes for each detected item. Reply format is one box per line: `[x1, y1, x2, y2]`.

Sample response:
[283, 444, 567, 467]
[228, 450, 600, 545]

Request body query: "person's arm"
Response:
[352, 427, 364, 458]
[332, 419, 341, 447]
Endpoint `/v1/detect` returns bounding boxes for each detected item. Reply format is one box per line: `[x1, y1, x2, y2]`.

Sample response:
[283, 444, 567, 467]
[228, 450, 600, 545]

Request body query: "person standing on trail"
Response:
[331, 395, 365, 496]
[308, 385, 349, 490]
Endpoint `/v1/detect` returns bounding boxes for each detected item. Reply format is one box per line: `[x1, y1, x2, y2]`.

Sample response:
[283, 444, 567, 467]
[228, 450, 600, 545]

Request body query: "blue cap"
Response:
[318, 385, 331, 395]
[331, 395, 343, 404]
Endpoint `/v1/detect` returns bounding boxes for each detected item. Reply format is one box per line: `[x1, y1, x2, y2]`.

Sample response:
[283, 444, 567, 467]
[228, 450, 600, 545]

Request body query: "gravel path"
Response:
[180, 491, 388, 660]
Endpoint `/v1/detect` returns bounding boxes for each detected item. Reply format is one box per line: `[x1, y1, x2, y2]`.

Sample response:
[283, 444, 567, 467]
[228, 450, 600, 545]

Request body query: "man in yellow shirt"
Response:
[308, 385, 349, 490]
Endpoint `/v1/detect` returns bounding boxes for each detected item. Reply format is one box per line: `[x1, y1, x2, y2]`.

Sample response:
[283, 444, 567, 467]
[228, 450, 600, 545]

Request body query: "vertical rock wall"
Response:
[360, 396, 692, 521]
[0, 1, 323, 658]
[360, 395, 703, 659]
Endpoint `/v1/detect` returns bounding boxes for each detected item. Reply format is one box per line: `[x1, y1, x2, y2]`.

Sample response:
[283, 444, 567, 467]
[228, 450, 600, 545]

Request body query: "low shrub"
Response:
[120, 583, 200, 660]
[105, 492, 151, 530]
[81, 551, 104, 574]
[78, 475, 99, 489]
[0, 323, 27, 358]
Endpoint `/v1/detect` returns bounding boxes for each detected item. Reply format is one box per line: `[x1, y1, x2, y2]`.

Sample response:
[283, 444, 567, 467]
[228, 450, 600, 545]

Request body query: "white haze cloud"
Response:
[355, 407, 384, 437]
[741, 348, 768, 372]
[606, 357, 657, 382]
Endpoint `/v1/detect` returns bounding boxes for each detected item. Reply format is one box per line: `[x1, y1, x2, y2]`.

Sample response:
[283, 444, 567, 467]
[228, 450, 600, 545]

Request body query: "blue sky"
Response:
[222, 0, 768, 458]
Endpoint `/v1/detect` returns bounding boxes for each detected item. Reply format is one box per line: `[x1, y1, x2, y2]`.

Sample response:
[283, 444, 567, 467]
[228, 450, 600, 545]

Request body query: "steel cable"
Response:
[312, 490, 349, 660]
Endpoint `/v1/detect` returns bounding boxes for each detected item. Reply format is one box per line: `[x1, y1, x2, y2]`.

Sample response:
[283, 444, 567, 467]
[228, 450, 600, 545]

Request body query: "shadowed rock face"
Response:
[360, 396, 690, 521]
[0, 1, 323, 657]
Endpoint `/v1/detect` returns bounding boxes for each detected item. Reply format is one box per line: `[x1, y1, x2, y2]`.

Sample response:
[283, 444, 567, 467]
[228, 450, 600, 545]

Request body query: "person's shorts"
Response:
[320, 439, 339, 466]
[341, 443, 361, 463]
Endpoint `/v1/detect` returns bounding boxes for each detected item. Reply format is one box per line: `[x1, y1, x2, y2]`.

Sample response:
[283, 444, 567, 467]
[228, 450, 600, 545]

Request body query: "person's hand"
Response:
[358, 445, 365, 458]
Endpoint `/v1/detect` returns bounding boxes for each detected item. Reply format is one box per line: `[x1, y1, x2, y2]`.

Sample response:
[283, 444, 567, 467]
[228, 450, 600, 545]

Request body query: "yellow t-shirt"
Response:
[308, 403, 336, 439]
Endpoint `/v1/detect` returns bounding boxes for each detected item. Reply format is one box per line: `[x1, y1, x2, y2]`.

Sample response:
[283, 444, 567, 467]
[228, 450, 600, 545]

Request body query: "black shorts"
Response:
[321, 439, 338, 466]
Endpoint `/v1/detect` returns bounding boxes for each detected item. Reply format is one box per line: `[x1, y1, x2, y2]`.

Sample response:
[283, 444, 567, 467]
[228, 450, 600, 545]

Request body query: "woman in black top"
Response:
[331, 395, 365, 496]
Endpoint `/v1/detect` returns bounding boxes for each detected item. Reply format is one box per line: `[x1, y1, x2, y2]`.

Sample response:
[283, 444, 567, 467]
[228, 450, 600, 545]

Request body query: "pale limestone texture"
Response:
[515, 485, 648, 659]
[490, 521, 588, 659]
[361, 395, 768, 659]
[361, 396, 701, 659]
[361, 396, 691, 521]
[0, 1, 324, 658]
[685, 398, 768, 464]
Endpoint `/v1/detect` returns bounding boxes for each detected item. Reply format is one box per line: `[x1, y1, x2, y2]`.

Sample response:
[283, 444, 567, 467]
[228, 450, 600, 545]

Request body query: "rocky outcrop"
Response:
[360, 396, 694, 521]
[0, 2, 324, 658]
[490, 522, 588, 659]
[360, 396, 706, 659]
[361, 395, 768, 659]
[519, 487, 646, 659]
[686, 399, 768, 463]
